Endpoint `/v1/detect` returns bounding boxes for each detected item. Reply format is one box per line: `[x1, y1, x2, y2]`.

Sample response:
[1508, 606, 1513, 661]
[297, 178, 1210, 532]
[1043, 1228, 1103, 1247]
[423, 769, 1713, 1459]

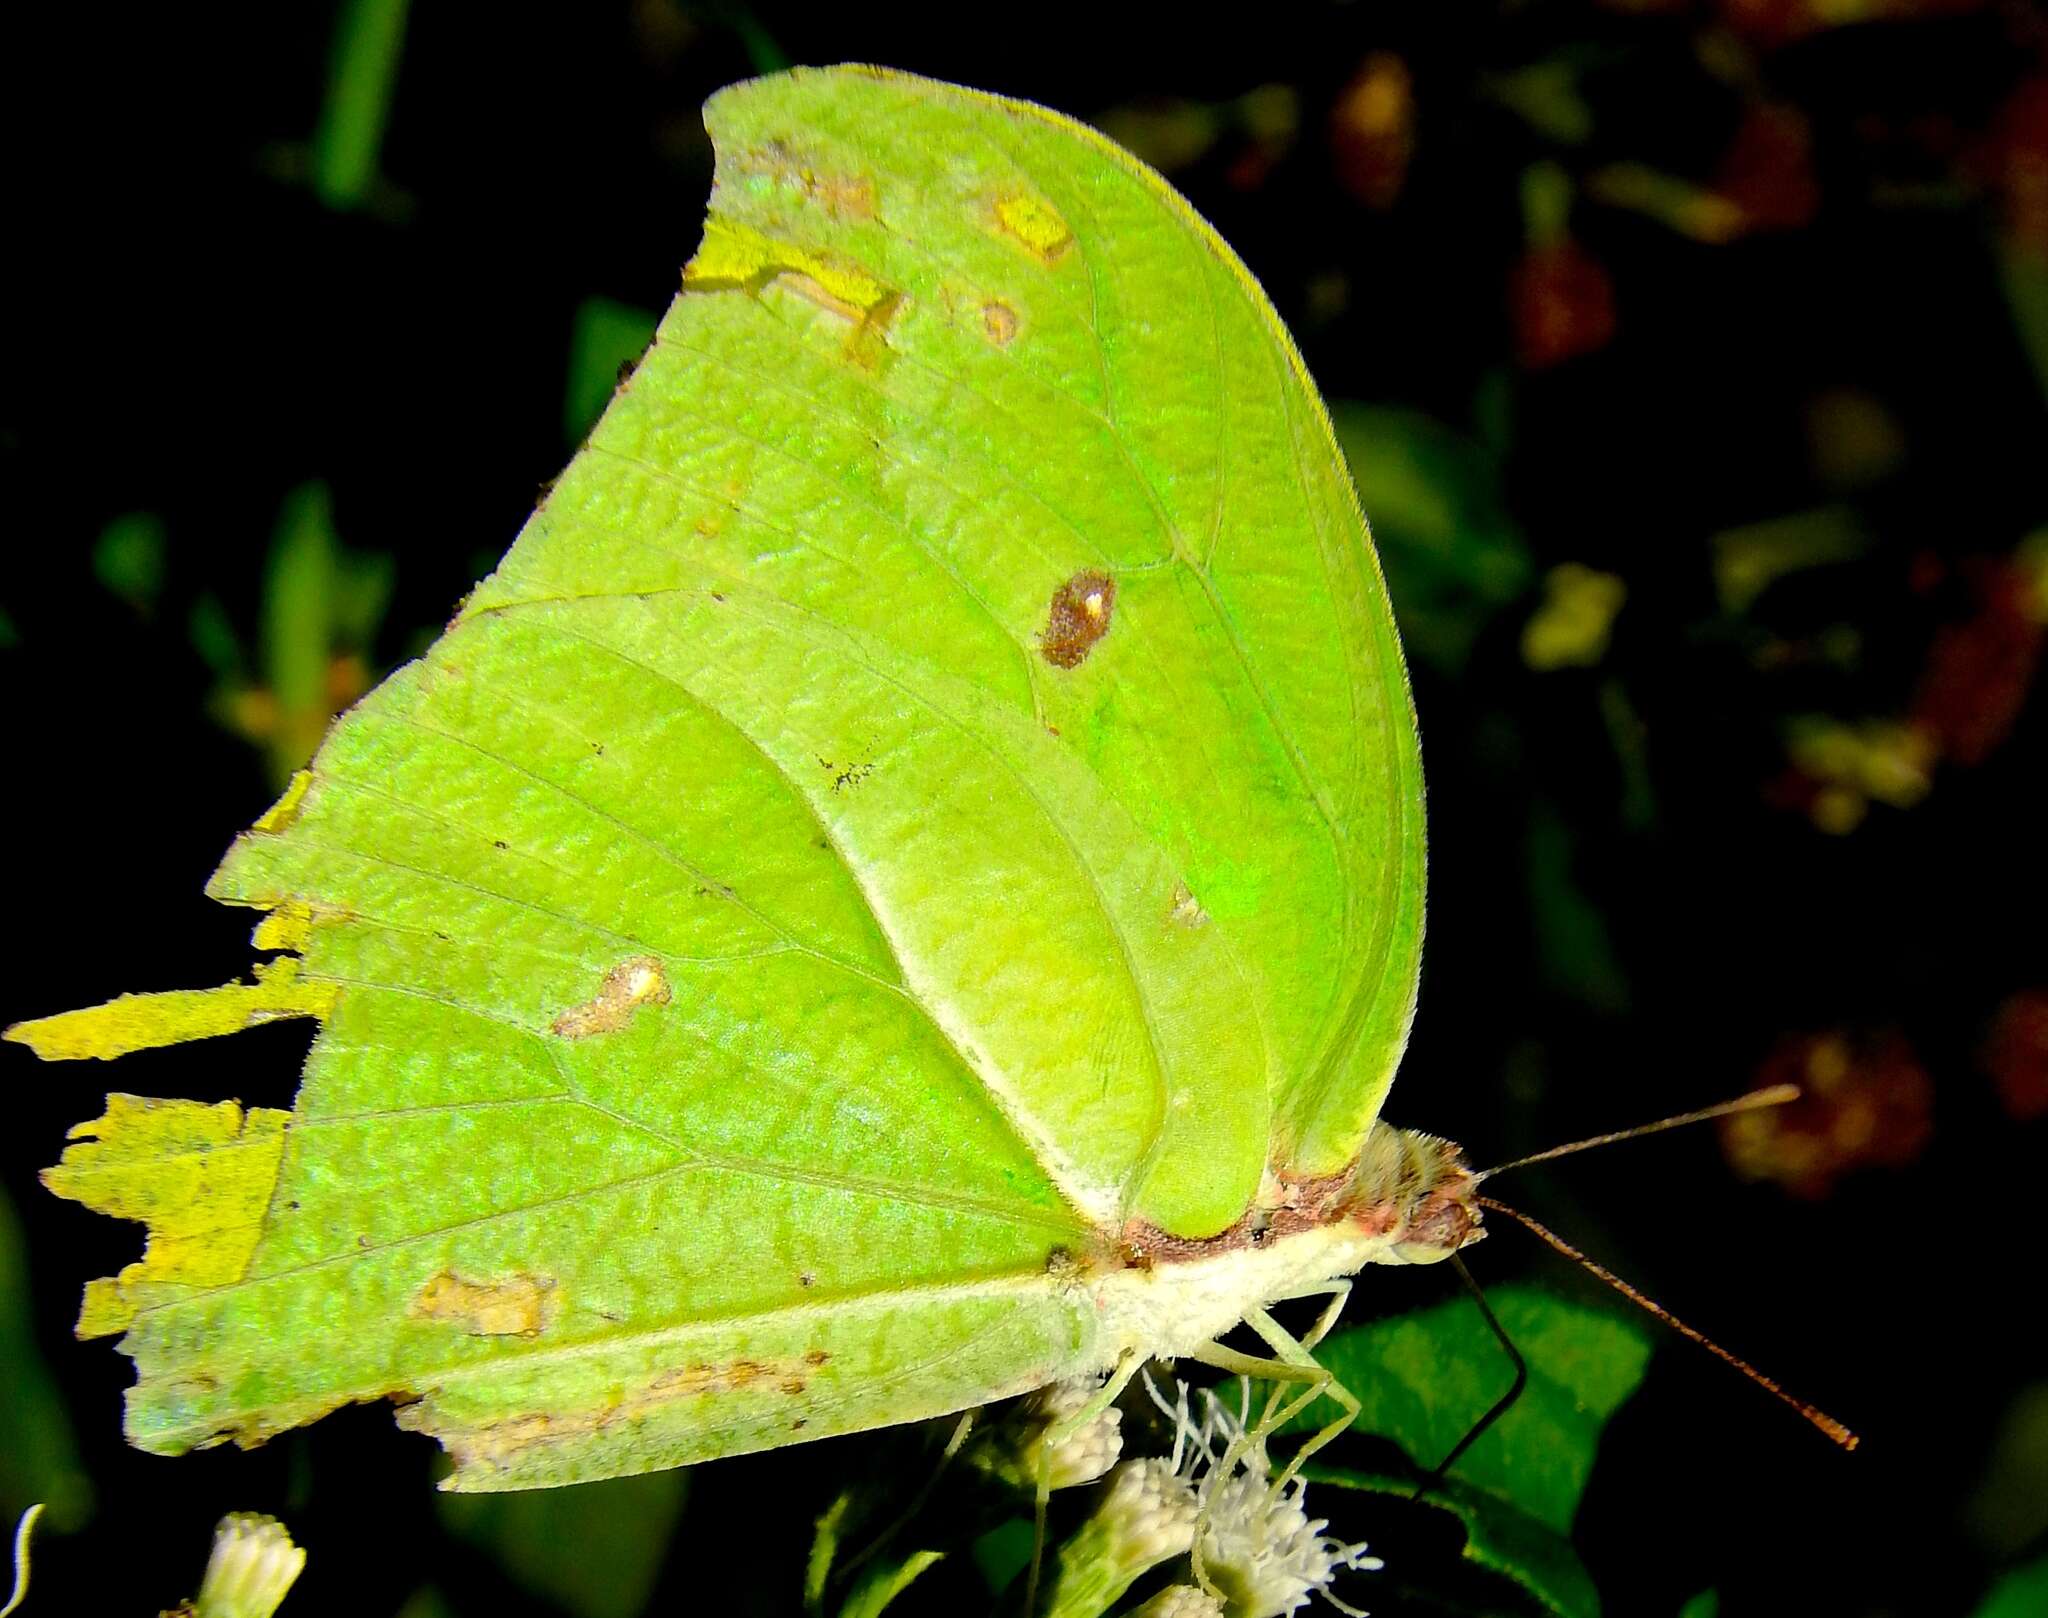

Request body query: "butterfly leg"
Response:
[1275, 1277, 1353, 1353]
[1179, 1323, 1360, 1595]
[1242, 1303, 1363, 1487]
[1025, 1349, 1143, 1617]
[1205, 1304, 1362, 1489]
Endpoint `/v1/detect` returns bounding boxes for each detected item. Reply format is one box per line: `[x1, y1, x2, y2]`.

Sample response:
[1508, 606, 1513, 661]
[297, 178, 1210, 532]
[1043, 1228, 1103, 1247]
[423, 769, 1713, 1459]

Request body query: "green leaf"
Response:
[836, 1550, 944, 1618]
[1296, 1284, 1649, 1618]
[971, 1519, 1034, 1596]
[12, 65, 1431, 1496]
[806, 1490, 855, 1610]
[1293, 1284, 1649, 1535]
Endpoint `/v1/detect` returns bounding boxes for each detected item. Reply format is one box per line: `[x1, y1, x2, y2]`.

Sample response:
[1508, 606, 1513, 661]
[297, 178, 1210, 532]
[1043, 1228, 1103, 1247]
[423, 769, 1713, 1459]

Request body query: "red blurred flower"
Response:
[1511, 240, 1617, 368]
[1718, 0, 1986, 49]
[1911, 555, 2045, 767]
[1721, 1031, 1933, 1197]
[1991, 76, 2048, 257]
[1715, 103, 1819, 234]
[1985, 990, 2048, 1121]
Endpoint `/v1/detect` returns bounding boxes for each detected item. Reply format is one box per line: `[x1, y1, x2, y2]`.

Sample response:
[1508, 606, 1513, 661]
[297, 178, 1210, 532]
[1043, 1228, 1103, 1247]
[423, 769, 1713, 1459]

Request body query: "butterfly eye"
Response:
[1397, 1193, 1479, 1263]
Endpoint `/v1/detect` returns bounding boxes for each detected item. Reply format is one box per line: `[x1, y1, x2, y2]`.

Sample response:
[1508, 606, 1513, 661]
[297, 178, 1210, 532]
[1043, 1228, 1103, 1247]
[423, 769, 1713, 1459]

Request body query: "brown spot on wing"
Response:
[410, 1271, 558, 1337]
[399, 1351, 830, 1472]
[981, 299, 1020, 346]
[1040, 571, 1117, 669]
[550, 957, 670, 1039]
[809, 172, 877, 219]
[742, 140, 879, 219]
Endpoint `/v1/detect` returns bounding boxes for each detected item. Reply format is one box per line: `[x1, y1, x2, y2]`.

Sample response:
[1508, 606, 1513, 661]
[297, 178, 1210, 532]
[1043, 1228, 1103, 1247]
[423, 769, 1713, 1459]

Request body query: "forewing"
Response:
[644, 67, 1427, 1180]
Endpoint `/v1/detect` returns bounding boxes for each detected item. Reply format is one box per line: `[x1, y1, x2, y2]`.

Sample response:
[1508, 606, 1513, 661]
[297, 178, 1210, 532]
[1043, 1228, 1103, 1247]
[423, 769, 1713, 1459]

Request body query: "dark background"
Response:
[4, 2, 2046, 1615]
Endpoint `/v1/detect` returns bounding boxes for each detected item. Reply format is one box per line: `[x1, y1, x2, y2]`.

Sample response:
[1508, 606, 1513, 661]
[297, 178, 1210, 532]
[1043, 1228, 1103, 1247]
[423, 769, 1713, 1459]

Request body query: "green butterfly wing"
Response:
[11, 65, 1424, 1487]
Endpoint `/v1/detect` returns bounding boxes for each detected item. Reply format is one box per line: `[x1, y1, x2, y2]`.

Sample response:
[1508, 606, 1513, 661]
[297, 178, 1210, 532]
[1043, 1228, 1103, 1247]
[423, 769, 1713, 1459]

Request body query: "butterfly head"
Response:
[1358, 1127, 1484, 1265]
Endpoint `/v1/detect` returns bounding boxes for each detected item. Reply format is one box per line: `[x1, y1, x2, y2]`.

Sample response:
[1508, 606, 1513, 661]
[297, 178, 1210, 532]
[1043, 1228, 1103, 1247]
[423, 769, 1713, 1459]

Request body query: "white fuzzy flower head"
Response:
[1150, 1376, 1384, 1618]
[195, 1513, 306, 1618]
[1039, 1375, 1128, 1489]
[1043, 1458, 1200, 1618]
[1127, 1584, 1228, 1618]
[1099, 1458, 1201, 1564]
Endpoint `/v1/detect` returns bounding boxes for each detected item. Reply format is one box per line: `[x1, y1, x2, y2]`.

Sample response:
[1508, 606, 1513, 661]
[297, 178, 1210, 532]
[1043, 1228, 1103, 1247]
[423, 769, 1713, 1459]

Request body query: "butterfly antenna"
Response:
[1413, 1254, 1527, 1501]
[1473, 1084, 1799, 1180]
[1477, 1195, 1859, 1450]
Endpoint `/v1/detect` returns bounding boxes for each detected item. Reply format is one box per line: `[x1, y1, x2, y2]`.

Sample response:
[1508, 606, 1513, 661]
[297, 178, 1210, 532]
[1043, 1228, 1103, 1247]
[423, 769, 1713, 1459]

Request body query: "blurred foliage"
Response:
[312, 0, 411, 211]
[215, 485, 393, 785]
[0, 1194, 90, 1532]
[1522, 564, 1627, 671]
[92, 514, 170, 615]
[7, 0, 2048, 1615]
[437, 1474, 686, 1618]
[564, 298, 662, 443]
[1972, 1554, 2048, 1618]
[1332, 404, 1534, 675]
[1965, 1381, 2048, 1559]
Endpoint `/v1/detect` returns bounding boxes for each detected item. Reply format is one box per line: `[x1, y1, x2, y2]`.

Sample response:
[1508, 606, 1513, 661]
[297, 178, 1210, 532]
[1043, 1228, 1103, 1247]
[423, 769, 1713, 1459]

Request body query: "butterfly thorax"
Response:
[1084, 1124, 1482, 1366]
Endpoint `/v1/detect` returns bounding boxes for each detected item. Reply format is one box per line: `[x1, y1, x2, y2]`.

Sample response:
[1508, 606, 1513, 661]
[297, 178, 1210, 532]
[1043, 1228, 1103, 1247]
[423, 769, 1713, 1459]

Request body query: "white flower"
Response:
[974, 1374, 1126, 1493]
[1098, 1458, 1201, 1564]
[1149, 1375, 1383, 1618]
[1034, 1375, 1127, 1490]
[1126, 1584, 1228, 1618]
[195, 1513, 305, 1618]
[1043, 1458, 1200, 1618]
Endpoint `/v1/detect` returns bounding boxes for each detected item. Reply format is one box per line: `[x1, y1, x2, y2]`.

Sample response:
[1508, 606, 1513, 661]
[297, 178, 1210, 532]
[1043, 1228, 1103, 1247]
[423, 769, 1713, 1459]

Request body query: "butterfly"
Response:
[10, 64, 1478, 1494]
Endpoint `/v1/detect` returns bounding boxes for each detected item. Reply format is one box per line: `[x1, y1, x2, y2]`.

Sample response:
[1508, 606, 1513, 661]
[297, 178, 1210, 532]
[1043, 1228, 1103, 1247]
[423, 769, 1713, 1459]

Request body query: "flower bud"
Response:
[969, 1375, 1124, 1492]
[195, 1513, 305, 1618]
[1124, 1584, 1226, 1618]
[1044, 1459, 1199, 1618]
